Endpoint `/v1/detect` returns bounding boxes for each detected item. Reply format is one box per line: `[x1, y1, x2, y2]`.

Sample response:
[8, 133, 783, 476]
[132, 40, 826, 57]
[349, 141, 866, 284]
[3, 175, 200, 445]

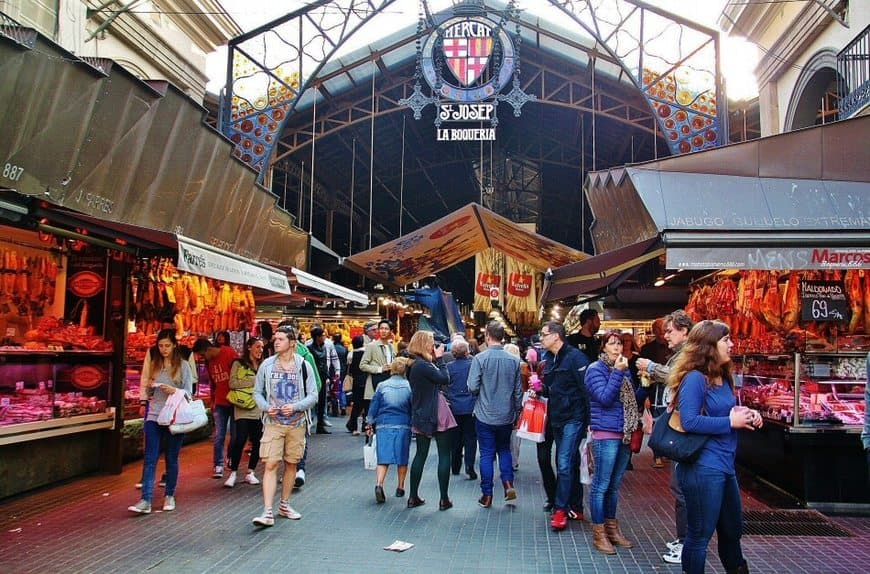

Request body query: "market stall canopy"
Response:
[542, 238, 665, 302]
[586, 115, 869, 256]
[0, 28, 308, 272]
[545, 116, 869, 302]
[290, 267, 370, 306]
[342, 203, 588, 287]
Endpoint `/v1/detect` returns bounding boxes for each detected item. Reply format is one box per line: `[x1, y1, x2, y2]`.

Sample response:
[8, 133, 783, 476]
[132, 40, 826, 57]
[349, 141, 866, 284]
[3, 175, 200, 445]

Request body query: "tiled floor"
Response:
[1, 424, 868, 573]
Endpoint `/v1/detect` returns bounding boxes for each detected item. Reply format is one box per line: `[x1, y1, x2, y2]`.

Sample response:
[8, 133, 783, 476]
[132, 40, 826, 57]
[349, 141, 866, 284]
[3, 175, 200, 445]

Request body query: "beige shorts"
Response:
[259, 424, 306, 463]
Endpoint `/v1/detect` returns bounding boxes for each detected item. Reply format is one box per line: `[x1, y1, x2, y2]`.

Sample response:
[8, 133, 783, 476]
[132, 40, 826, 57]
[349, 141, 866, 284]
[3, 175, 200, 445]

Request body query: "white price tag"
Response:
[15, 381, 24, 391]
[38, 381, 46, 391]
[1, 397, 10, 407]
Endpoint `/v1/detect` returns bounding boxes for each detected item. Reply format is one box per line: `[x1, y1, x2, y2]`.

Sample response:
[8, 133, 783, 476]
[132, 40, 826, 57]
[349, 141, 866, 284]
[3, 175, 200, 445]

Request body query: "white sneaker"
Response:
[213, 465, 224, 478]
[662, 545, 682, 564]
[665, 539, 682, 551]
[294, 469, 305, 488]
[224, 471, 237, 488]
[323, 419, 333, 427]
[244, 471, 260, 485]
[163, 496, 176, 511]
[252, 508, 274, 527]
[278, 500, 302, 520]
[134, 482, 142, 489]
[128, 499, 151, 514]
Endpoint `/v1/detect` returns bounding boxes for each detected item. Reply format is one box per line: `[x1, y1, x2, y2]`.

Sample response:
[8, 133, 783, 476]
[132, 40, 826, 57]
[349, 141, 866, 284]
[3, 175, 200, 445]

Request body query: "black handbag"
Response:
[647, 408, 709, 463]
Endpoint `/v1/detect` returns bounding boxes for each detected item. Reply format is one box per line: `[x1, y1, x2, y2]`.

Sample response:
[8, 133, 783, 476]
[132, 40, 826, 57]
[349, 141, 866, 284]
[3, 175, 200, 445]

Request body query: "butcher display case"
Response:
[736, 353, 867, 427]
[0, 350, 115, 444]
[733, 352, 869, 510]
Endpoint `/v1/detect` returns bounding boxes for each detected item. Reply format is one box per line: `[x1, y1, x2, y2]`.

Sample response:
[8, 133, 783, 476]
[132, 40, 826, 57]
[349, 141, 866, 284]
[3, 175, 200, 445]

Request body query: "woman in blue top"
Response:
[366, 357, 413, 503]
[585, 329, 647, 554]
[668, 320, 762, 574]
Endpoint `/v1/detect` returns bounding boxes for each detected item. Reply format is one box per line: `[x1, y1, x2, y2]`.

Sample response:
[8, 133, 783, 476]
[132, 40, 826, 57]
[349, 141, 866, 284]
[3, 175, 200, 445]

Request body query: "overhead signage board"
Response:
[399, 3, 535, 142]
[177, 235, 291, 294]
[667, 246, 870, 271]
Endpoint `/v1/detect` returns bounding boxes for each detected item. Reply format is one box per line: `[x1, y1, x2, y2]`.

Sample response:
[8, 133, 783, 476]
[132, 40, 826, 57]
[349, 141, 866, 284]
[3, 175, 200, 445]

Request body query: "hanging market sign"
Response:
[177, 235, 292, 294]
[667, 247, 870, 271]
[399, 1, 534, 141]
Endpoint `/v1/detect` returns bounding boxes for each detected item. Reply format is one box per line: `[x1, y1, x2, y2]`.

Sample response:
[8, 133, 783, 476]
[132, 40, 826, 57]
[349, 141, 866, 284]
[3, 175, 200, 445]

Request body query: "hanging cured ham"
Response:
[781, 272, 800, 331]
[845, 269, 863, 333]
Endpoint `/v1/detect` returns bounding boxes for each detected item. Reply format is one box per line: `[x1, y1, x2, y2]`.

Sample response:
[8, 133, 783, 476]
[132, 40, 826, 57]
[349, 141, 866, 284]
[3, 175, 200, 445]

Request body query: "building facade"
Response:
[720, 0, 869, 135]
[0, 0, 239, 101]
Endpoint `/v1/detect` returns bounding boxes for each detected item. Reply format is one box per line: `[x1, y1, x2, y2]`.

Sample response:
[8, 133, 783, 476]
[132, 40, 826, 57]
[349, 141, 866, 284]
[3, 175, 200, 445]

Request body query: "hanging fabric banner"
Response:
[504, 223, 540, 326]
[474, 248, 504, 312]
[505, 256, 539, 326]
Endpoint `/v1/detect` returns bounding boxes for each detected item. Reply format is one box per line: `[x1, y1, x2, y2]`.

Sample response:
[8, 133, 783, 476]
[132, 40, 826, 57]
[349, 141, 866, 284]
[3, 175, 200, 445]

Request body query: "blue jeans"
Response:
[142, 420, 184, 502]
[677, 463, 746, 574]
[213, 404, 234, 467]
[589, 438, 631, 524]
[551, 421, 585, 511]
[475, 420, 514, 496]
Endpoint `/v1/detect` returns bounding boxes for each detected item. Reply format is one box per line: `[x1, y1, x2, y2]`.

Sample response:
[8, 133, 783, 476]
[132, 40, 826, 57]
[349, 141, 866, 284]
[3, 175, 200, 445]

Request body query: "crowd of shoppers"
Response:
[127, 309, 765, 574]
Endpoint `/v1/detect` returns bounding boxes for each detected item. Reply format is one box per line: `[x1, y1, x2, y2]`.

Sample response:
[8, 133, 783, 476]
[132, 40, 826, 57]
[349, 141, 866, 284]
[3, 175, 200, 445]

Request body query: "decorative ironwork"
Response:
[0, 10, 37, 48]
[547, 0, 725, 155]
[221, 0, 726, 178]
[838, 24, 870, 120]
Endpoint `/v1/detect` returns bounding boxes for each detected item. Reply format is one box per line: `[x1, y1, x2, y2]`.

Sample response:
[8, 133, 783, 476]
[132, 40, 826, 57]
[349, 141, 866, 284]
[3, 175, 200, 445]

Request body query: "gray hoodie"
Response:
[254, 353, 318, 428]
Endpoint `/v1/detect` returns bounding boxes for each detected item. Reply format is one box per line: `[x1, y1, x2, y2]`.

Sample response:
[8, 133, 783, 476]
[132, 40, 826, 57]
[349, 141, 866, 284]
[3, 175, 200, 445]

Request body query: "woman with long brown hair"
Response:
[406, 330, 455, 510]
[129, 329, 193, 514]
[667, 320, 761, 574]
[224, 337, 265, 488]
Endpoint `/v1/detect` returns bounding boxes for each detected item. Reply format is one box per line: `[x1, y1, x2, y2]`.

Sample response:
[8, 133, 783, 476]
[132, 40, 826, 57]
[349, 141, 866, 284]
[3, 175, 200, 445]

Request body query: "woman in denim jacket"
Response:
[367, 357, 413, 503]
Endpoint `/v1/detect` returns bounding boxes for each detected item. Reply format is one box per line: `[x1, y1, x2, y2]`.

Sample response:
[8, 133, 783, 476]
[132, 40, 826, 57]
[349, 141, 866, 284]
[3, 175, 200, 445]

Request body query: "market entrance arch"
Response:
[220, 1, 726, 299]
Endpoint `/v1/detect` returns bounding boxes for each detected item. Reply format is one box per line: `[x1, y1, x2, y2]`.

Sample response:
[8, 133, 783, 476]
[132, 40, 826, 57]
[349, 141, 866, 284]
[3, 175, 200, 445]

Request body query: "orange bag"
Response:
[515, 392, 547, 443]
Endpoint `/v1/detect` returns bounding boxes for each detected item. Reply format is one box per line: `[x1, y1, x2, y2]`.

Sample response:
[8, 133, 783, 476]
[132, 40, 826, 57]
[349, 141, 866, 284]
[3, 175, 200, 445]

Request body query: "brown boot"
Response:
[591, 524, 617, 555]
[604, 518, 634, 548]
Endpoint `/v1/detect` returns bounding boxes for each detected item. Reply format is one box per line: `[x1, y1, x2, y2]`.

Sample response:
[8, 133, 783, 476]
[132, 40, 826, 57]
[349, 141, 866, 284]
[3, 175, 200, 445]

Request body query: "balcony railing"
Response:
[838, 24, 870, 119]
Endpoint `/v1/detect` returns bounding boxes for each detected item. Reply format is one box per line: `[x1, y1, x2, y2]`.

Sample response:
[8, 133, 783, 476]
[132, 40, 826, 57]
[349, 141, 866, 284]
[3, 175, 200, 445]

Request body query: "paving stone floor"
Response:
[1, 422, 869, 574]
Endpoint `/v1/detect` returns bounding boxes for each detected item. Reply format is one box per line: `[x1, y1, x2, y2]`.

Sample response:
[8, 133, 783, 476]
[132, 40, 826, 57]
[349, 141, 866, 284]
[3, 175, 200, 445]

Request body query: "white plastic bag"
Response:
[363, 434, 378, 470]
[579, 436, 593, 485]
[156, 391, 187, 426]
[169, 399, 207, 434]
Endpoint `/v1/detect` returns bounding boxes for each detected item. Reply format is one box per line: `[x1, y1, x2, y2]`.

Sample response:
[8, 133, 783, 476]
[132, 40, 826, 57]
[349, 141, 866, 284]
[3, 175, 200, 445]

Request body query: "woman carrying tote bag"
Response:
[128, 329, 193, 515]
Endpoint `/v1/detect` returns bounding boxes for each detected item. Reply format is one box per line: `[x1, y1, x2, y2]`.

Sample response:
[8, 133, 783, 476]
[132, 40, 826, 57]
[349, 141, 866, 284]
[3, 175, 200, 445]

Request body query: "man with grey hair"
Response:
[467, 321, 522, 508]
[446, 338, 477, 479]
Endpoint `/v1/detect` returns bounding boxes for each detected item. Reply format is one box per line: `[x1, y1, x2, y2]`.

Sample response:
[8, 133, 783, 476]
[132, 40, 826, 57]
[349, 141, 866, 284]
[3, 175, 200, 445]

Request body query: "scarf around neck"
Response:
[600, 353, 640, 444]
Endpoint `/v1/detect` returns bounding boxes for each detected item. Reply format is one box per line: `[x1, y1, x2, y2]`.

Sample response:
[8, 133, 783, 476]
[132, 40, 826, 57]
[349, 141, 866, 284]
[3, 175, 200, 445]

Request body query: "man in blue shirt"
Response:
[467, 321, 522, 508]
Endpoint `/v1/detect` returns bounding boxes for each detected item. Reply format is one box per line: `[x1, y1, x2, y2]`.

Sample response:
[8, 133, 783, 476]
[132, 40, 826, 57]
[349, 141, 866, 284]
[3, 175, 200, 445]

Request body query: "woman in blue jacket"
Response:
[668, 320, 761, 574]
[585, 329, 646, 554]
[366, 357, 413, 503]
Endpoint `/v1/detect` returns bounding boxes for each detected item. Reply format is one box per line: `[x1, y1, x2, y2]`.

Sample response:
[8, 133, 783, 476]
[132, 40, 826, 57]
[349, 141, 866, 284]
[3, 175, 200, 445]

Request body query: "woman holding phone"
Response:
[129, 329, 193, 514]
[584, 329, 647, 554]
[406, 331, 456, 510]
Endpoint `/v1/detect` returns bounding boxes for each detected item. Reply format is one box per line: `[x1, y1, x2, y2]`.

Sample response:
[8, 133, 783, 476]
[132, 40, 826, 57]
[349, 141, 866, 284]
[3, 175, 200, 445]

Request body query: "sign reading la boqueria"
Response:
[399, 1, 534, 140]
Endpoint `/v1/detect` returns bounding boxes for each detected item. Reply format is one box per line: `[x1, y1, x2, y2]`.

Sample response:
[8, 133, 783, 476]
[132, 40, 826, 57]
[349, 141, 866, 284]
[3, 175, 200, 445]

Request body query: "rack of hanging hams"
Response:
[685, 270, 870, 354]
[0, 245, 61, 339]
[130, 257, 256, 337]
